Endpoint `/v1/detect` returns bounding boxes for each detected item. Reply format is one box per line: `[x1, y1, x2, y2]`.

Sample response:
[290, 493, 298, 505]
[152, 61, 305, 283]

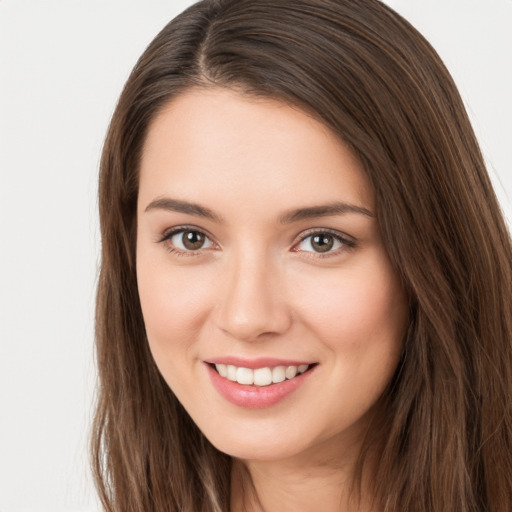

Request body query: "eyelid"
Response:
[158, 225, 218, 255]
[292, 228, 356, 254]
[156, 225, 355, 257]
[158, 224, 213, 241]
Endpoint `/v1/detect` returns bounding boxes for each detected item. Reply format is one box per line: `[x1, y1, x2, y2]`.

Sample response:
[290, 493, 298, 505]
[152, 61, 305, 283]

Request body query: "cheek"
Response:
[294, 257, 407, 427]
[293, 253, 407, 358]
[136, 252, 215, 362]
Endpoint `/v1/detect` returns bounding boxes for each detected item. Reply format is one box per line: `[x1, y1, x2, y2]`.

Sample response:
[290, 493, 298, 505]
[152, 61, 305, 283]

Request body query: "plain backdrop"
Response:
[0, 1, 510, 511]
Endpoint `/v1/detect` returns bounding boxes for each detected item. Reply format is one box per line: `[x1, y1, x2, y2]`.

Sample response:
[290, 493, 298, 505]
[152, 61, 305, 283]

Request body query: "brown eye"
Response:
[311, 234, 334, 253]
[169, 229, 214, 251]
[296, 231, 345, 254]
[182, 230, 206, 250]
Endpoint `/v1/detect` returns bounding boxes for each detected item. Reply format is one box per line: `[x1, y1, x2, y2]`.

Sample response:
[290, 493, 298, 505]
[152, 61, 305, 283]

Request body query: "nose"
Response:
[214, 252, 292, 342]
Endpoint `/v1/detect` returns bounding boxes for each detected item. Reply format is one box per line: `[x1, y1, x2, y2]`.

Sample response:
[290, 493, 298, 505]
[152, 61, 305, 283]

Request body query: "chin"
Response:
[210, 435, 302, 462]
[198, 416, 338, 464]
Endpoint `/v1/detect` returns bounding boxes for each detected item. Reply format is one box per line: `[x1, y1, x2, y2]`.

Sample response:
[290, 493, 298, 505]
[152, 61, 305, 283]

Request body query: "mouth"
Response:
[208, 362, 316, 387]
[205, 359, 317, 408]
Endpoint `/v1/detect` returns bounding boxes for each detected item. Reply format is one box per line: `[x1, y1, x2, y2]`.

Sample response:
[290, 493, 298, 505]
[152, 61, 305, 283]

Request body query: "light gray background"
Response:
[0, 1, 510, 511]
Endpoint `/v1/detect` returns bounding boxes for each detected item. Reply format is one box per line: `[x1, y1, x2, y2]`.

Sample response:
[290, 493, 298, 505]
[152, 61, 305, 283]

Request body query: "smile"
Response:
[213, 363, 310, 386]
[205, 360, 317, 408]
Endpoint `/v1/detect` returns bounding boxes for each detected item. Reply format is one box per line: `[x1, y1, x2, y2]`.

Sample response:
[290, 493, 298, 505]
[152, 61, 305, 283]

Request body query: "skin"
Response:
[136, 87, 408, 511]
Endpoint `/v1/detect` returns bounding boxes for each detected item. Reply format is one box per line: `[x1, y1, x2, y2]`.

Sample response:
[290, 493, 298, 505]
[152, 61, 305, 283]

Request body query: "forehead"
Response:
[138, 87, 373, 216]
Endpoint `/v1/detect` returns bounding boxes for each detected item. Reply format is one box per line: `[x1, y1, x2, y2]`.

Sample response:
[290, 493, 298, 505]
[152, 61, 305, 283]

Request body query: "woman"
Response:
[91, 0, 512, 510]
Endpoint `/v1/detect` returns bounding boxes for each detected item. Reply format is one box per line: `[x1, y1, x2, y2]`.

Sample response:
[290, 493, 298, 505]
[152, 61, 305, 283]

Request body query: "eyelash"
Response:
[158, 226, 356, 258]
[292, 228, 356, 258]
[158, 225, 217, 257]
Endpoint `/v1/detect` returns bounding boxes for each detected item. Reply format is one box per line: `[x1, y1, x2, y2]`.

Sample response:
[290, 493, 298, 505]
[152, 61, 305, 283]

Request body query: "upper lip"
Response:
[204, 357, 316, 369]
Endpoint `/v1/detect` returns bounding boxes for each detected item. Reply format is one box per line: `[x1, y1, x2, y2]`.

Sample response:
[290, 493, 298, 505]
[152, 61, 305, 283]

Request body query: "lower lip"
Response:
[206, 364, 315, 409]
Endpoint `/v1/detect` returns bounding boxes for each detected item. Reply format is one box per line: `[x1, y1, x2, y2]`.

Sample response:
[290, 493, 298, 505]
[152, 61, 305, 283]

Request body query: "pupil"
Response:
[312, 234, 333, 253]
[183, 231, 205, 250]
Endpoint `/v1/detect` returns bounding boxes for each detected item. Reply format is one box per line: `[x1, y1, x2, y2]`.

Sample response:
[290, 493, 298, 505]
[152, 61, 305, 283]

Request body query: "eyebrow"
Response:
[144, 197, 224, 223]
[144, 197, 373, 223]
[279, 202, 374, 223]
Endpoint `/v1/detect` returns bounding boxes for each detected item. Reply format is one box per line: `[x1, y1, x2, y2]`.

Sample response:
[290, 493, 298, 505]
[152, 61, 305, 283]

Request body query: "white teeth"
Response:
[214, 363, 311, 386]
[216, 363, 227, 378]
[285, 365, 297, 379]
[236, 367, 254, 385]
[253, 367, 272, 386]
[272, 365, 286, 383]
[227, 365, 237, 381]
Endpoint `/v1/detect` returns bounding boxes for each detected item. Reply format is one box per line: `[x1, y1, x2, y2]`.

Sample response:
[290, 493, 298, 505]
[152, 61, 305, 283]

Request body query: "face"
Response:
[136, 88, 408, 463]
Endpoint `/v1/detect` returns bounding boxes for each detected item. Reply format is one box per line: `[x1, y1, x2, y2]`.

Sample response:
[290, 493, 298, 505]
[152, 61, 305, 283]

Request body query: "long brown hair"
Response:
[92, 1, 512, 510]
